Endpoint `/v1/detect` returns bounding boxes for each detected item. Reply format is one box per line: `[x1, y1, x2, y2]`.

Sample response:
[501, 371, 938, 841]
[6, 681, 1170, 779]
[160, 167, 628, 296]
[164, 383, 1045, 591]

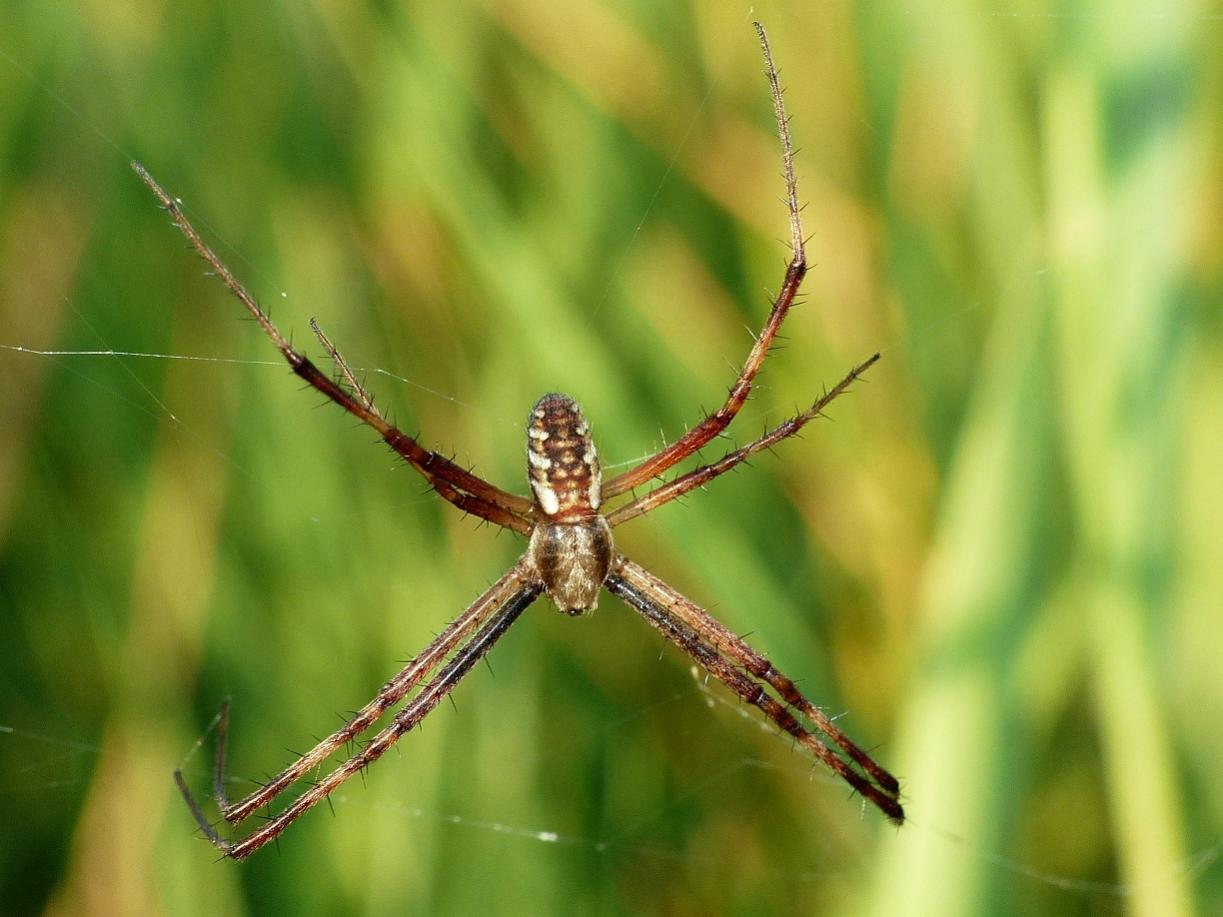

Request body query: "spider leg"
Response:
[601, 23, 809, 501]
[132, 162, 534, 532]
[309, 317, 374, 412]
[309, 314, 532, 533]
[606, 557, 903, 824]
[607, 353, 878, 527]
[611, 556, 898, 795]
[180, 579, 541, 860]
[175, 562, 540, 850]
[205, 561, 537, 823]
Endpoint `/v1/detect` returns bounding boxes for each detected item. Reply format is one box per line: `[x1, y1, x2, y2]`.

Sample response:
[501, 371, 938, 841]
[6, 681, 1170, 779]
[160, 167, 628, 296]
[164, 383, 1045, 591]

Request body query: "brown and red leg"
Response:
[133, 163, 533, 533]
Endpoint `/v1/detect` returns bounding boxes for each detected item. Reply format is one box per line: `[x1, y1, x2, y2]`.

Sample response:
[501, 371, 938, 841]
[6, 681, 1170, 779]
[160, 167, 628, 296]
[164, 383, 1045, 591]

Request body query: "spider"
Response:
[142, 23, 902, 861]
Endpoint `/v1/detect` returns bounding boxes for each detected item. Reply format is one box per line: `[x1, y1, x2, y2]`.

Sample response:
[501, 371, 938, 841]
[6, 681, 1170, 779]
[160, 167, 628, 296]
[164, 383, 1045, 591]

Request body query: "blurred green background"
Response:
[1, 1, 1219, 915]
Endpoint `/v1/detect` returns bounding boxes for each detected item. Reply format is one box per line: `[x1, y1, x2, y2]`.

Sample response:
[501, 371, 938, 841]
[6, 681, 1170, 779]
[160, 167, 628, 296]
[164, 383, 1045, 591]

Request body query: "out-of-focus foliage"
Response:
[1, 2, 1219, 915]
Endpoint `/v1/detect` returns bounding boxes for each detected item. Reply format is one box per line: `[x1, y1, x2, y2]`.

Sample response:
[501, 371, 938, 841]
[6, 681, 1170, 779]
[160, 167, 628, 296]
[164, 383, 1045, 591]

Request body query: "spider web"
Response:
[2, 678, 1218, 909]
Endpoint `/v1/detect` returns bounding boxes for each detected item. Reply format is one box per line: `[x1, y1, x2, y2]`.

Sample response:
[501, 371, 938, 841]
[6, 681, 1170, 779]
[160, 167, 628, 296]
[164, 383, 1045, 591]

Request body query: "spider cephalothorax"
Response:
[149, 22, 902, 862]
[526, 393, 613, 615]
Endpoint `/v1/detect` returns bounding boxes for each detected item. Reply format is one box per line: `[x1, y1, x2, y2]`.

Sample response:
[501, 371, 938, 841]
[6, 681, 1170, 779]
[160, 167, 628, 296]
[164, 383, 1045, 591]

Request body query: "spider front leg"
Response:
[601, 23, 808, 501]
[189, 562, 536, 824]
[607, 557, 903, 823]
[175, 564, 542, 859]
[612, 556, 898, 796]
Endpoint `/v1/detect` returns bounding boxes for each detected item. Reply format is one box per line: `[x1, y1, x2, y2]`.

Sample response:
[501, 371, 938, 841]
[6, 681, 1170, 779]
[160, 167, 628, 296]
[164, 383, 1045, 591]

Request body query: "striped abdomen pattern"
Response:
[527, 393, 601, 519]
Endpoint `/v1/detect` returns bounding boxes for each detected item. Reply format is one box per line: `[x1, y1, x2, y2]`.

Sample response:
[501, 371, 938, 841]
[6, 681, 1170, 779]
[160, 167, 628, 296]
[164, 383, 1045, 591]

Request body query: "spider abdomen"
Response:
[527, 393, 601, 519]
